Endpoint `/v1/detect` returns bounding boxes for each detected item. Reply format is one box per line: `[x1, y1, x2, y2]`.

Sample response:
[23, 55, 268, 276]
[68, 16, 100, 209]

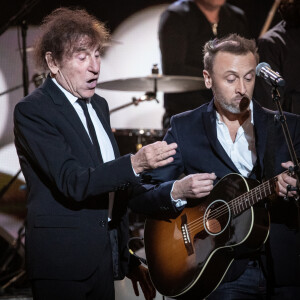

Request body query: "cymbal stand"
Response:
[21, 20, 29, 96]
[0, 170, 26, 294]
[0, 225, 26, 295]
[0, 270, 26, 295]
[0, 0, 40, 98]
[109, 64, 160, 114]
[0, 84, 24, 97]
[109, 92, 159, 114]
[0, 170, 22, 200]
[0, 73, 47, 98]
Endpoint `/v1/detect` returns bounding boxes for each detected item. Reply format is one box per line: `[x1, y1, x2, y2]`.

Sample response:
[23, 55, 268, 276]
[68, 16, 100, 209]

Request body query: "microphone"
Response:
[256, 62, 285, 87]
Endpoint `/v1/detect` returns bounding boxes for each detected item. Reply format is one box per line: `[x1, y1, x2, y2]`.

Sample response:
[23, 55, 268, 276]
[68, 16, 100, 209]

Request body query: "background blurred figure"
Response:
[158, 0, 250, 128]
[254, 0, 300, 114]
[228, 0, 282, 39]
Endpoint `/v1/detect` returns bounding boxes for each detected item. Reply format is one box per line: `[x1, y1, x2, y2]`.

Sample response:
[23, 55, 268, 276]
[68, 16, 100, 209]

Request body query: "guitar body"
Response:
[144, 173, 270, 299]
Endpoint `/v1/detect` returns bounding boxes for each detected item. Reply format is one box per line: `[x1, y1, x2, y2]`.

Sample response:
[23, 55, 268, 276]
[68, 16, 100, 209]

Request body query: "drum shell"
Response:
[112, 128, 165, 156]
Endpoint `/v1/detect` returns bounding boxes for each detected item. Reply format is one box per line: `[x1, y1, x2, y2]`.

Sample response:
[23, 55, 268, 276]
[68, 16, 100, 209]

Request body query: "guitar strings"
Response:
[186, 177, 278, 234]
[160, 177, 278, 259]
[187, 179, 273, 233]
[188, 175, 279, 234]
[187, 178, 271, 230]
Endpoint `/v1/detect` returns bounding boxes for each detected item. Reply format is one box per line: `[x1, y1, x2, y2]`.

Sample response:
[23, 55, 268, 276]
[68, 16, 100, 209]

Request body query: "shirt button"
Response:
[99, 220, 106, 227]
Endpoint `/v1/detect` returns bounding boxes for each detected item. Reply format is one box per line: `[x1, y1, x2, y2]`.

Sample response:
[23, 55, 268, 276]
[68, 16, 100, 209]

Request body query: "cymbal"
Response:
[97, 74, 205, 93]
[16, 47, 34, 52]
[103, 38, 123, 47]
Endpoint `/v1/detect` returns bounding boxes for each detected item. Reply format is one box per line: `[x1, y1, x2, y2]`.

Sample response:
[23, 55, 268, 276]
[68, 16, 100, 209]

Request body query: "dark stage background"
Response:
[0, 0, 283, 299]
[0, 0, 281, 39]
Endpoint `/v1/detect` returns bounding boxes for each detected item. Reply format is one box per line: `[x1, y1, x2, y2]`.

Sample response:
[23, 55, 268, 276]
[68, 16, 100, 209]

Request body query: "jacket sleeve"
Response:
[14, 99, 139, 202]
[129, 117, 185, 219]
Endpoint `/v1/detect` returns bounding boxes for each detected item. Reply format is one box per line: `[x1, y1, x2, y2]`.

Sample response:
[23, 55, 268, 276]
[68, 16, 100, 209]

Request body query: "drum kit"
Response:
[98, 64, 205, 153]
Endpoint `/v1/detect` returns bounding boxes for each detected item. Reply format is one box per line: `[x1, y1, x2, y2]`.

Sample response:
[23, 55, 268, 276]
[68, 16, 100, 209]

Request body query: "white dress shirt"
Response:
[216, 101, 257, 178]
[173, 102, 257, 208]
[52, 78, 115, 218]
[52, 78, 115, 163]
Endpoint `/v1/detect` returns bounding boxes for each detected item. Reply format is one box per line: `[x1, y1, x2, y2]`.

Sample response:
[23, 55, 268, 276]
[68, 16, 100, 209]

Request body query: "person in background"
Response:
[130, 34, 300, 299]
[254, 0, 300, 114]
[13, 7, 177, 300]
[158, 0, 250, 128]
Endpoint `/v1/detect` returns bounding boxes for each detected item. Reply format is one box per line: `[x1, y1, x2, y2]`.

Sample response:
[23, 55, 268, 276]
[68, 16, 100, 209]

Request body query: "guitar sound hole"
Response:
[206, 218, 221, 234]
[204, 199, 231, 236]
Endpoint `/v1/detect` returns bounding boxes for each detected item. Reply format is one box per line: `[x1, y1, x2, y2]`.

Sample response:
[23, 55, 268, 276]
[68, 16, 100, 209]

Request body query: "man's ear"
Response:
[45, 52, 59, 75]
[203, 70, 212, 89]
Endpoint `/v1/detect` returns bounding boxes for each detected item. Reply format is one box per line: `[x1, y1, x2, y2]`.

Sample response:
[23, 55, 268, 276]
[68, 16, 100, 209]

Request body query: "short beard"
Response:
[215, 96, 250, 114]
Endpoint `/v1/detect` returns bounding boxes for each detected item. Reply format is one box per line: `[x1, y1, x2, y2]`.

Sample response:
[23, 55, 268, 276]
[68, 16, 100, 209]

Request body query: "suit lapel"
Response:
[203, 100, 271, 178]
[41, 78, 100, 165]
[202, 100, 240, 173]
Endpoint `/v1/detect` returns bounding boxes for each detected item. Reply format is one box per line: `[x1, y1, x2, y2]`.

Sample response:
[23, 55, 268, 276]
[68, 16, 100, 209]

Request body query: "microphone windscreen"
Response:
[255, 62, 270, 76]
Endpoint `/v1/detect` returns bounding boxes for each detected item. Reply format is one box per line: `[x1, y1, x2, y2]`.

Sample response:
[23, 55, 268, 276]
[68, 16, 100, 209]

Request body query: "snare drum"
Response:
[112, 128, 166, 156]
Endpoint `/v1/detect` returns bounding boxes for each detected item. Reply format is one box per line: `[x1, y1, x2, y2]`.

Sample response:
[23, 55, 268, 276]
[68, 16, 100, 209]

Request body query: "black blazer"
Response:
[130, 99, 300, 286]
[14, 77, 140, 280]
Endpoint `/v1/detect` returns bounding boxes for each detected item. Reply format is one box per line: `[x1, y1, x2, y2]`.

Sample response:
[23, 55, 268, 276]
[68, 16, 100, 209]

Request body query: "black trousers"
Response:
[31, 261, 114, 300]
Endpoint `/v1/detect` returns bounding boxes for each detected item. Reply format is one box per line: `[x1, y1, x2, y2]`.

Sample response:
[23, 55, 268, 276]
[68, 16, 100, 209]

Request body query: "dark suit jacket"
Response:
[130, 99, 300, 286]
[14, 77, 140, 281]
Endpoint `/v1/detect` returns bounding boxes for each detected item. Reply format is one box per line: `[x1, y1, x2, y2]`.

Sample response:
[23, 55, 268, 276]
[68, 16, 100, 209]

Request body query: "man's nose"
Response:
[236, 79, 246, 95]
[89, 57, 100, 74]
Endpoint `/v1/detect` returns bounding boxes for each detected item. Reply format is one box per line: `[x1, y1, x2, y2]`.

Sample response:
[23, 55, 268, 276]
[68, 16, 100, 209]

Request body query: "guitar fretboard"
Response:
[231, 177, 278, 216]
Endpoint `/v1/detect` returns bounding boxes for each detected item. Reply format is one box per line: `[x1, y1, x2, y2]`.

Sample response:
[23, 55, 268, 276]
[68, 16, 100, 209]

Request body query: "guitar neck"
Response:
[231, 175, 279, 216]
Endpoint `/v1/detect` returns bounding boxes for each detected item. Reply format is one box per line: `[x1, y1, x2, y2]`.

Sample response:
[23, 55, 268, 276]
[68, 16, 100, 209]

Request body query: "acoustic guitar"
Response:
[144, 172, 281, 299]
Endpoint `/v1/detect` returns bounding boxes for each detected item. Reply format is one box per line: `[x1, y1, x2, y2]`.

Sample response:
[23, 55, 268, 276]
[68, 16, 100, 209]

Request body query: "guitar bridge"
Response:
[181, 214, 194, 256]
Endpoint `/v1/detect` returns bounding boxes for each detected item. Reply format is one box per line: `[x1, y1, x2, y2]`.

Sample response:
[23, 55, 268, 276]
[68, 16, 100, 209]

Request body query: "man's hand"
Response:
[127, 264, 156, 300]
[277, 161, 299, 198]
[131, 141, 177, 174]
[172, 173, 216, 200]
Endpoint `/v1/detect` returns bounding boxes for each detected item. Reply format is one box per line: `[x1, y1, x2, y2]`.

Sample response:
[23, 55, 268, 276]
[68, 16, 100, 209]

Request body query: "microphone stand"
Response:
[272, 85, 300, 273]
[272, 87, 300, 190]
[21, 20, 29, 97]
[0, 0, 40, 97]
[0, 0, 40, 36]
